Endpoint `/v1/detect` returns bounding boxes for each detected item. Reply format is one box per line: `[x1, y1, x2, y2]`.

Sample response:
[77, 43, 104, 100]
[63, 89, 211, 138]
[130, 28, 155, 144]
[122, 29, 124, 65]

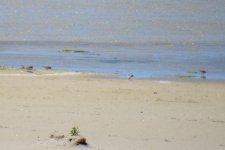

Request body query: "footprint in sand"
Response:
[0, 125, 8, 128]
[164, 139, 171, 142]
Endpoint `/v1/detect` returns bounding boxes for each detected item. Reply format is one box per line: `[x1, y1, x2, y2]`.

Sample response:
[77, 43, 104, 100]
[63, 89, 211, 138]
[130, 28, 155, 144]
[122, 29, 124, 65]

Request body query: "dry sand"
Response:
[0, 69, 225, 150]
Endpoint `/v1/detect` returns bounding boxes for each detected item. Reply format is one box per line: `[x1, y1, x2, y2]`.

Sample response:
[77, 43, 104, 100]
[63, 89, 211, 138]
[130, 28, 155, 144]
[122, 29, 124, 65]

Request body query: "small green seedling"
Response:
[70, 126, 80, 136]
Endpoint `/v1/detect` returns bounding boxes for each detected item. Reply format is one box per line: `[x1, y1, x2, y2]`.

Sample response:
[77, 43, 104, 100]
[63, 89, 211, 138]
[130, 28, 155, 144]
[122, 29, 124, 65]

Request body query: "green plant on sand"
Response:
[70, 126, 80, 136]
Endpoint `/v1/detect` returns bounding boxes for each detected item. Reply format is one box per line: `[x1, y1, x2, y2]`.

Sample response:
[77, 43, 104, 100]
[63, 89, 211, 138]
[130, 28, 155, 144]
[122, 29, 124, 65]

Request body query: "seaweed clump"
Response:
[61, 49, 88, 53]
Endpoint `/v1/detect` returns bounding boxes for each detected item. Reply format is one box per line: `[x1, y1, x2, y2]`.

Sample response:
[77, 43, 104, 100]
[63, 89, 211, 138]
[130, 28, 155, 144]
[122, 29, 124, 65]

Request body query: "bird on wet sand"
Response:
[200, 69, 207, 79]
[128, 74, 134, 80]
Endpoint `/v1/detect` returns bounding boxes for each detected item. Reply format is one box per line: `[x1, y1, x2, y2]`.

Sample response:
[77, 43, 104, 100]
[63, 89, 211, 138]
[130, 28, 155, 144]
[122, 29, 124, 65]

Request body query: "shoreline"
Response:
[1, 66, 224, 82]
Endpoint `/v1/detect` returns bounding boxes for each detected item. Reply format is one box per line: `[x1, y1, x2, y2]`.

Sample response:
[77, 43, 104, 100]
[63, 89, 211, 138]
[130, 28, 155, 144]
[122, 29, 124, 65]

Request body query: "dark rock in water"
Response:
[43, 66, 52, 70]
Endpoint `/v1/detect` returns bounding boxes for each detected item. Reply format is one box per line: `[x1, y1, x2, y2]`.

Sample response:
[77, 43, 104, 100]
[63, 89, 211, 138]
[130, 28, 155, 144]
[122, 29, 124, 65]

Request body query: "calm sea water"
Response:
[0, 0, 225, 79]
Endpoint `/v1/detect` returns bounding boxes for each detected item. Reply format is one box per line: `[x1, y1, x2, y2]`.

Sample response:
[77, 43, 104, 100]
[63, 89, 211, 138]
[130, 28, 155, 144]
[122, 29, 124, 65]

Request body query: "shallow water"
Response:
[0, 1, 225, 79]
[0, 41, 225, 79]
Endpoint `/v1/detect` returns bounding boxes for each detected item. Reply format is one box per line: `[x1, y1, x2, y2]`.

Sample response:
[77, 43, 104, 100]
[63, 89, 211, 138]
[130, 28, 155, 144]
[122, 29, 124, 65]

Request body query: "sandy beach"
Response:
[1, 1, 225, 149]
[0, 69, 225, 150]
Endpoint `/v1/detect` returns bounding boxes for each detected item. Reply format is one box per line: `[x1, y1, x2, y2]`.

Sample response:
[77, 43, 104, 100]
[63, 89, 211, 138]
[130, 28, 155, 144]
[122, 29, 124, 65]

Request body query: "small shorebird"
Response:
[128, 74, 134, 80]
[200, 69, 207, 79]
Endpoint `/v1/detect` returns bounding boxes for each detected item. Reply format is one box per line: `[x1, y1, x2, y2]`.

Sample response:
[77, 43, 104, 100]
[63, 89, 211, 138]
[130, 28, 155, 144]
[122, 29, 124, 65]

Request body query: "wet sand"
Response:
[0, 69, 225, 150]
